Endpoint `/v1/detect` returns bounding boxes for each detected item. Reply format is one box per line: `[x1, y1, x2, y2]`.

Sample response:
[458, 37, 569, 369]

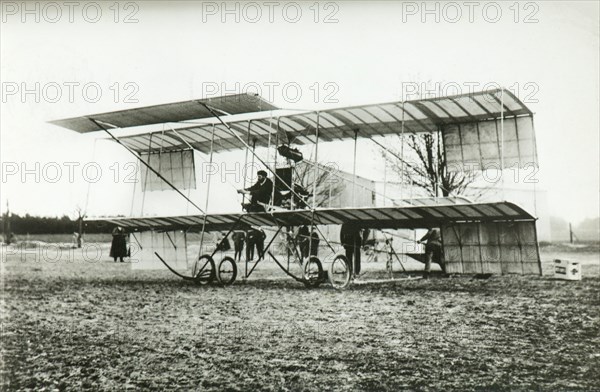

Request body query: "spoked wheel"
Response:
[329, 254, 351, 290]
[303, 256, 323, 288]
[192, 254, 216, 285]
[217, 256, 237, 286]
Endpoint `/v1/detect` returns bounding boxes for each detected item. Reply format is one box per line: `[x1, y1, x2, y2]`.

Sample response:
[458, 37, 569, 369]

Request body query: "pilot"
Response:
[238, 169, 273, 213]
[418, 227, 443, 278]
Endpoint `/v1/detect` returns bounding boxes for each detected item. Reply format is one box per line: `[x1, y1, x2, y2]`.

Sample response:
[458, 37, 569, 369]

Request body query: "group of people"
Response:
[340, 225, 443, 279]
[228, 228, 267, 262]
[219, 225, 324, 263]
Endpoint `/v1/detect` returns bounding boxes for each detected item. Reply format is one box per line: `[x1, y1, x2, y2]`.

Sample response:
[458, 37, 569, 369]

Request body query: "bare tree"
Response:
[74, 206, 86, 248]
[381, 132, 477, 197]
[3, 200, 12, 245]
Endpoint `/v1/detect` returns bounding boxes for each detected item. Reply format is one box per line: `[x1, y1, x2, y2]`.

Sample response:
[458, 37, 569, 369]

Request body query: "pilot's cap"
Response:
[257, 170, 267, 176]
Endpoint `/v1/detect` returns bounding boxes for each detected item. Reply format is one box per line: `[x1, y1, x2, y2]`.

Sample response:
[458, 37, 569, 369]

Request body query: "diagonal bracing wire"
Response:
[88, 118, 205, 215]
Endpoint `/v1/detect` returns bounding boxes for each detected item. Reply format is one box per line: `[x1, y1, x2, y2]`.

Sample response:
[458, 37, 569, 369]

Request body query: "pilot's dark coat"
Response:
[245, 178, 273, 205]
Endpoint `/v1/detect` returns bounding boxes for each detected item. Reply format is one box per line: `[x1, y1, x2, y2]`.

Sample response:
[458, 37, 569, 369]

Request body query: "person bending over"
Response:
[418, 227, 443, 278]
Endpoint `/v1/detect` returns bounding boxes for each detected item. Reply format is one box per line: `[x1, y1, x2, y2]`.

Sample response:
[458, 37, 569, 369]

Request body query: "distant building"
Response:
[324, 169, 376, 209]
[294, 161, 376, 209]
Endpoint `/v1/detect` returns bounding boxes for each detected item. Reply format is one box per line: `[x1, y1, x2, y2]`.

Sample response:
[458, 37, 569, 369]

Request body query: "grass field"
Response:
[1, 240, 599, 391]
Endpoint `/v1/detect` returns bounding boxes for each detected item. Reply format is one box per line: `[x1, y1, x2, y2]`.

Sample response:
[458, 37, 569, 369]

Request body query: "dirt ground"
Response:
[1, 242, 599, 391]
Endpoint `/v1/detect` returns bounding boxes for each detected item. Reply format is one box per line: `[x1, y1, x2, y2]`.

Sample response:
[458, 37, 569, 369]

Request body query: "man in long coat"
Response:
[232, 231, 245, 262]
[340, 223, 369, 278]
[110, 226, 128, 263]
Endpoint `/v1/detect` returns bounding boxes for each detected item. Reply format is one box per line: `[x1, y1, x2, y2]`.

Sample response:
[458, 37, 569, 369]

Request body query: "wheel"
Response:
[329, 254, 351, 290]
[217, 256, 237, 286]
[303, 256, 323, 288]
[192, 254, 215, 285]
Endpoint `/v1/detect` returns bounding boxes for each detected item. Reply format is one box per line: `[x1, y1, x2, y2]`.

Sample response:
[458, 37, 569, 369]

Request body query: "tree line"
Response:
[1, 213, 112, 235]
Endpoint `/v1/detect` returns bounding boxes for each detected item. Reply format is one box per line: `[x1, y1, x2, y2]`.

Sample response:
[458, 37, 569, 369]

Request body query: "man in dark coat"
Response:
[297, 225, 310, 258]
[254, 228, 267, 261]
[340, 223, 369, 277]
[309, 230, 320, 257]
[245, 227, 266, 261]
[238, 170, 273, 213]
[110, 226, 128, 262]
[246, 229, 256, 261]
[232, 231, 245, 262]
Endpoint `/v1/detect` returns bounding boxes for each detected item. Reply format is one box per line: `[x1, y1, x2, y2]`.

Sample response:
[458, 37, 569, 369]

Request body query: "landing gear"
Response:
[329, 255, 351, 290]
[217, 256, 238, 285]
[193, 254, 216, 285]
[303, 256, 323, 288]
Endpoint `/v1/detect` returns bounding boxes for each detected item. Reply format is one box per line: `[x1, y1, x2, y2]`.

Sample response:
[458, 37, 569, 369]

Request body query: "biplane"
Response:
[50, 89, 542, 289]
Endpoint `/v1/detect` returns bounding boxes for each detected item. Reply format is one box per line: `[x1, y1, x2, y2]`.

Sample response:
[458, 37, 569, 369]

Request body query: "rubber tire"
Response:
[329, 254, 351, 290]
[217, 256, 238, 286]
[303, 256, 323, 288]
[194, 254, 216, 285]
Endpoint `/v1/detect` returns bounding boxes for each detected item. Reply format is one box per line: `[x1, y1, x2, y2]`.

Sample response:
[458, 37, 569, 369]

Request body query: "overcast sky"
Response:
[1, 1, 599, 224]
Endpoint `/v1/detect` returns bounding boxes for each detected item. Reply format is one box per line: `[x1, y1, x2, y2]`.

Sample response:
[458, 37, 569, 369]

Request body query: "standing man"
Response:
[418, 227, 443, 278]
[110, 226, 128, 263]
[232, 231, 245, 262]
[297, 225, 310, 259]
[246, 229, 256, 261]
[254, 228, 267, 261]
[340, 223, 369, 278]
[309, 229, 320, 257]
[237, 170, 273, 213]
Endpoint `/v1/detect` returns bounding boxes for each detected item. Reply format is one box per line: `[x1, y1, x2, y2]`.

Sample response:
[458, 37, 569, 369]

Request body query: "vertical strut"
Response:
[308, 112, 320, 258]
[352, 128, 358, 207]
[243, 121, 252, 205]
[400, 101, 406, 202]
[199, 125, 216, 255]
[140, 133, 153, 215]
[500, 88, 505, 198]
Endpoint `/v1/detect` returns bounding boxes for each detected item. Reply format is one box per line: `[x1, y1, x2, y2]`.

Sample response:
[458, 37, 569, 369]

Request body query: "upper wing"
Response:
[48, 93, 278, 133]
[87, 201, 536, 232]
[49, 88, 537, 172]
[104, 89, 537, 171]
